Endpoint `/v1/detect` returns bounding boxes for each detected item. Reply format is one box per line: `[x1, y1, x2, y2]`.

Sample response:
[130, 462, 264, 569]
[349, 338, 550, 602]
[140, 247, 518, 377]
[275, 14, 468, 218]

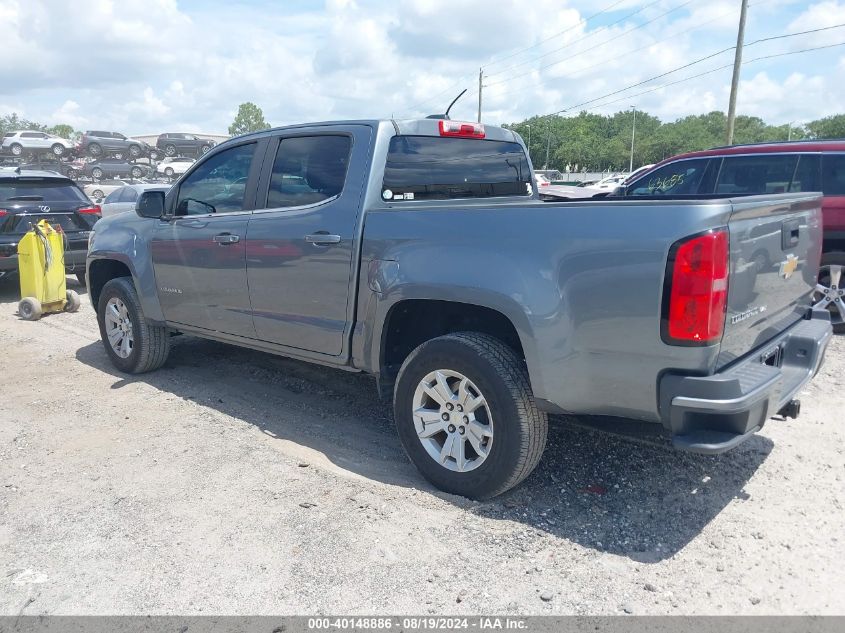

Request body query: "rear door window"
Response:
[382, 136, 531, 201]
[627, 159, 715, 195]
[789, 154, 821, 192]
[264, 135, 352, 208]
[716, 154, 798, 194]
[118, 187, 139, 203]
[822, 154, 845, 195]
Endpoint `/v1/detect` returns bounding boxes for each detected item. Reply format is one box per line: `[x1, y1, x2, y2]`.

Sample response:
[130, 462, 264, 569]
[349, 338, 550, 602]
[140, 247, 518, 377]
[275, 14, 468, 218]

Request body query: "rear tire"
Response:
[164, 167, 174, 177]
[128, 144, 141, 158]
[164, 144, 177, 157]
[18, 297, 42, 321]
[393, 332, 547, 499]
[64, 289, 81, 312]
[91, 168, 103, 180]
[88, 143, 102, 157]
[130, 166, 143, 178]
[91, 189, 104, 199]
[51, 143, 65, 156]
[97, 277, 170, 373]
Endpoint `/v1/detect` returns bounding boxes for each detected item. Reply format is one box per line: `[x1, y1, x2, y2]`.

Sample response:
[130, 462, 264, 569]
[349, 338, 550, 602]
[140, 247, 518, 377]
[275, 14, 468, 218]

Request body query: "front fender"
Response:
[87, 215, 165, 323]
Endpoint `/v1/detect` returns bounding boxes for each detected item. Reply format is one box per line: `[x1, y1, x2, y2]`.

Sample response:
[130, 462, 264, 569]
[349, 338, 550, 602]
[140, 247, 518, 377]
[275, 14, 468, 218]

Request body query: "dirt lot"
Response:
[0, 276, 843, 616]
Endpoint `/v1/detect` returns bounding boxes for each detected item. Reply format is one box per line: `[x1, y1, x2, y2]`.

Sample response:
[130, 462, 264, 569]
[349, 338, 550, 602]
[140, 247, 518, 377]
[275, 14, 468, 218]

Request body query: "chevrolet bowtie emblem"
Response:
[779, 254, 799, 279]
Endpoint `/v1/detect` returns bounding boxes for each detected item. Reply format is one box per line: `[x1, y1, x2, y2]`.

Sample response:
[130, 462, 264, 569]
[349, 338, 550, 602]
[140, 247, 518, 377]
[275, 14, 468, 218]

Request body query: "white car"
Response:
[591, 173, 630, 191]
[1, 130, 75, 157]
[100, 184, 171, 217]
[156, 157, 195, 178]
[83, 179, 133, 202]
[534, 173, 551, 188]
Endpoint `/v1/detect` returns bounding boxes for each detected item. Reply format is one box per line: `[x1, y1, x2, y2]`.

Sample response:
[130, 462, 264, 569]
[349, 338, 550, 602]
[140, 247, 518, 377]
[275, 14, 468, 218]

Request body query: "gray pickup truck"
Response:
[86, 118, 833, 499]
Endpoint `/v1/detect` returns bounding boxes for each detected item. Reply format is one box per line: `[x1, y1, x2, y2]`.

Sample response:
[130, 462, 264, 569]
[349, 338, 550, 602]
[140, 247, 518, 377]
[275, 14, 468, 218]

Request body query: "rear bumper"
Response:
[659, 310, 833, 454]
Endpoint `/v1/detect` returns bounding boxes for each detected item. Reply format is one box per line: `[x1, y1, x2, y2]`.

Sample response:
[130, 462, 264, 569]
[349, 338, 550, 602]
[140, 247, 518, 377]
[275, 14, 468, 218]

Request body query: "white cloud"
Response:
[0, 0, 841, 134]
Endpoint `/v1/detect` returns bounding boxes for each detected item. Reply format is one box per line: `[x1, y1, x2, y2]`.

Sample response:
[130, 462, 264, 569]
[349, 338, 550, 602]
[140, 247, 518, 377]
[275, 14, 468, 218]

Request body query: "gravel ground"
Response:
[0, 276, 843, 616]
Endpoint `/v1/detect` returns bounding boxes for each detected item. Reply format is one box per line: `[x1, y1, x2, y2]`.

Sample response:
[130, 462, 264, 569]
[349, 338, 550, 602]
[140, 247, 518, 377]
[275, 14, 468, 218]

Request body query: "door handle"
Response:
[305, 233, 342, 246]
[213, 233, 240, 245]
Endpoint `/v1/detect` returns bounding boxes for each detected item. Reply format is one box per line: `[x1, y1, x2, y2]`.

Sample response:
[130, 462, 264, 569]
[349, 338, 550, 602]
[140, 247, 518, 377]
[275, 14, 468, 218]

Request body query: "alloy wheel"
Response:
[104, 297, 134, 358]
[411, 369, 493, 473]
[813, 264, 845, 328]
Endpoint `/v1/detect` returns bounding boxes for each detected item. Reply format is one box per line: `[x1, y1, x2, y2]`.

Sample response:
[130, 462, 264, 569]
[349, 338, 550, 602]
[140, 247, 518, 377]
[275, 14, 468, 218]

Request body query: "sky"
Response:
[1, 0, 844, 135]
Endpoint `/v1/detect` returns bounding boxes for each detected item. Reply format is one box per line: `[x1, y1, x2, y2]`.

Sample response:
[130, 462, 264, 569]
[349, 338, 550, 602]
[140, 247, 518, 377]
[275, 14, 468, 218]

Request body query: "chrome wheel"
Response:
[412, 369, 493, 473]
[813, 264, 845, 328]
[104, 297, 134, 358]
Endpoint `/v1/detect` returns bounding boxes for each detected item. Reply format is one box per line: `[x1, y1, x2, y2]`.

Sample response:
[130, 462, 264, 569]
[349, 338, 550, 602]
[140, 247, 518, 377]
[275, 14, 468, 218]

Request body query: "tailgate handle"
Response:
[782, 220, 800, 249]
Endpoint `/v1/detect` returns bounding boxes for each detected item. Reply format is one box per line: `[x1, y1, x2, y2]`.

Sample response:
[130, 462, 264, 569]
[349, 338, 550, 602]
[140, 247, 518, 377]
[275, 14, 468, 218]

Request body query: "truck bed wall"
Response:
[357, 197, 750, 423]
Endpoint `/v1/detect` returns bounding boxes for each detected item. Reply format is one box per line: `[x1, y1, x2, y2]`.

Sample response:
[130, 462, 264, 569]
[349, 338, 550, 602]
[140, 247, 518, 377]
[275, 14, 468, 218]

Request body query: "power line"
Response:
[480, 0, 629, 70]
[556, 41, 845, 116]
[487, 2, 745, 102]
[511, 22, 845, 119]
[485, 0, 691, 83]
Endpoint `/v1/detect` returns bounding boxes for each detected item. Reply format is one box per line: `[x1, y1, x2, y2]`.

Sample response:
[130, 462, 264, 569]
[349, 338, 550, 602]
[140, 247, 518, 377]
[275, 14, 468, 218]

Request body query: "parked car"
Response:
[101, 184, 170, 217]
[1, 130, 75, 157]
[533, 169, 564, 182]
[534, 173, 551, 188]
[82, 159, 150, 180]
[77, 131, 151, 159]
[87, 118, 831, 499]
[83, 179, 133, 201]
[590, 173, 629, 190]
[619, 140, 845, 332]
[1, 169, 99, 284]
[156, 157, 195, 178]
[156, 133, 215, 157]
[15, 158, 80, 179]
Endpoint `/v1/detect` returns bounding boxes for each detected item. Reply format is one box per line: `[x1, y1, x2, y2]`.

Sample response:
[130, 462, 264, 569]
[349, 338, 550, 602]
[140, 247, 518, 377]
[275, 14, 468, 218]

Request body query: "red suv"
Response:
[622, 140, 845, 332]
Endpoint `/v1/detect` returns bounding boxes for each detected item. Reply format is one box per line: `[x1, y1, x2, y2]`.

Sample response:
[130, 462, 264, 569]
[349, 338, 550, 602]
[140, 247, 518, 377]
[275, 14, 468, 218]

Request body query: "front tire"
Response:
[164, 144, 177, 157]
[64, 289, 81, 312]
[130, 166, 143, 178]
[97, 277, 170, 373]
[393, 332, 547, 499]
[128, 144, 141, 158]
[164, 167, 175, 177]
[18, 297, 42, 321]
[91, 168, 103, 180]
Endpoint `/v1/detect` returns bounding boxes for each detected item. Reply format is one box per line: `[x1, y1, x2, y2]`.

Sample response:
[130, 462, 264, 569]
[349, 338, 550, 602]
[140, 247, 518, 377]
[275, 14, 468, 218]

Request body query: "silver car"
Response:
[100, 183, 170, 217]
[1, 130, 75, 157]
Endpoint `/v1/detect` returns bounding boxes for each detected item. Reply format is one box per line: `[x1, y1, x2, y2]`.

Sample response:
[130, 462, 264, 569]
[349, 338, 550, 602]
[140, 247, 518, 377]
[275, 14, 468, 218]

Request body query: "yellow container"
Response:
[17, 220, 80, 320]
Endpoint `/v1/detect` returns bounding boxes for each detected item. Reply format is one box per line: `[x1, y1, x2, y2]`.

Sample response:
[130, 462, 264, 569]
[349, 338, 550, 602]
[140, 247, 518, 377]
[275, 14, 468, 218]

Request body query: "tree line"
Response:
[504, 111, 845, 173]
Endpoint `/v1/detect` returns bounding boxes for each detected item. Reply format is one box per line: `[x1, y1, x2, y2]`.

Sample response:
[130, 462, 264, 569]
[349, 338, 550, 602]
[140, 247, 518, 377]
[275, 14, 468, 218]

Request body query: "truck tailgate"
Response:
[718, 193, 823, 369]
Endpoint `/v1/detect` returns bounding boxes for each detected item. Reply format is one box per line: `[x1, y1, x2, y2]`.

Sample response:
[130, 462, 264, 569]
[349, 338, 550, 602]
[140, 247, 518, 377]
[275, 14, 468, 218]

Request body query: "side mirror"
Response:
[137, 190, 166, 218]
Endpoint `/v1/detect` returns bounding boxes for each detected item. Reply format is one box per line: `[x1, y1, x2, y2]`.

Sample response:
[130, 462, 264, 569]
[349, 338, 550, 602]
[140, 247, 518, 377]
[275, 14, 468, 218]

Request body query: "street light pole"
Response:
[629, 106, 636, 173]
[526, 124, 531, 160]
[544, 117, 553, 170]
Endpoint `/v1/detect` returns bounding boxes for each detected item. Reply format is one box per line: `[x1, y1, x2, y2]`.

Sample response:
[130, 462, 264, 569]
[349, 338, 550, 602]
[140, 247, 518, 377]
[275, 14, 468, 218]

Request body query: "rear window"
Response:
[382, 136, 531, 202]
[0, 178, 87, 203]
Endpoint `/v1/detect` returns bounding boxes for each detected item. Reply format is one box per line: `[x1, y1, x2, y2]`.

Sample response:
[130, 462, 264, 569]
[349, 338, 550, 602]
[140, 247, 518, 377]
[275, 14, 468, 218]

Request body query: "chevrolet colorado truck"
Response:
[86, 118, 833, 499]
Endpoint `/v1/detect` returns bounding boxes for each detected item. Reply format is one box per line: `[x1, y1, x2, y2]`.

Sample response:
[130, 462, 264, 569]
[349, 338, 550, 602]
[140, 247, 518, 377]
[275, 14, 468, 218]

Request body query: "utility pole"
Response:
[629, 106, 637, 173]
[787, 121, 795, 141]
[544, 116, 553, 170]
[726, 0, 749, 145]
[477, 68, 483, 123]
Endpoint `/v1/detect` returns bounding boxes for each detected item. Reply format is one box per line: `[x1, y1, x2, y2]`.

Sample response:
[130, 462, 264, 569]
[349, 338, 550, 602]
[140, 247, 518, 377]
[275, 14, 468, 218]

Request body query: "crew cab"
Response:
[86, 119, 832, 499]
[1, 169, 99, 284]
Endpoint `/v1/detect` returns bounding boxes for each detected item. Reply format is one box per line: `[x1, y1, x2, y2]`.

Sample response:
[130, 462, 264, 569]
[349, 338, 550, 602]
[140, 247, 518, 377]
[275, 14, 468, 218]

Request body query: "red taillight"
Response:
[439, 120, 485, 139]
[0, 209, 7, 217]
[663, 230, 729, 345]
[78, 205, 101, 215]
